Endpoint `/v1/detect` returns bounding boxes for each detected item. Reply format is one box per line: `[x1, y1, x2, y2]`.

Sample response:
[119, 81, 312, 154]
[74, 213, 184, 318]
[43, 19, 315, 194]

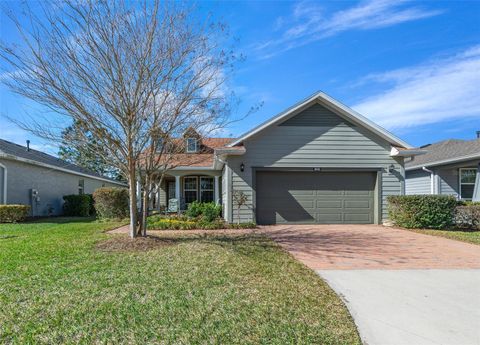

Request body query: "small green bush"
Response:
[93, 187, 129, 219]
[0, 205, 30, 223]
[63, 194, 93, 217]
[185, 201, 222, 222]
[455, 205, 480, 230]
[387, 195, 457, 229]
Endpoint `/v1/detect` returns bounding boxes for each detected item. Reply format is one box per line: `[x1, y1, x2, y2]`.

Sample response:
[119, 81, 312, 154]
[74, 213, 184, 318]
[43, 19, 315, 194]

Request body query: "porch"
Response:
[148, 171, 222, 212]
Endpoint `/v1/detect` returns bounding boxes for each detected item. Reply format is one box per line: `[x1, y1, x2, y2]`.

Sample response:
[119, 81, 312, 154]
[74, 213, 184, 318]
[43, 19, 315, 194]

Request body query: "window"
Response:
[155, 138, 164, 153]
[200, 177, 214, 202]
[78, 179, 84, 195]
[183, 177, 198, 204]
[186, 138, 198, 153]
[460, 168, 477, 200]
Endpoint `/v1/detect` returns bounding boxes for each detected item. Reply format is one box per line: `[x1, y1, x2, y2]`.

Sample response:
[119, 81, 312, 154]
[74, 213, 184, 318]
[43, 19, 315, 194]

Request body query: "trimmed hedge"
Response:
[0, 205, 30, 223]
[63, 194, 94, 217]
[93, 187, 129, 219]
[387, 195, 457, 229]
[455, 205, 480, 230]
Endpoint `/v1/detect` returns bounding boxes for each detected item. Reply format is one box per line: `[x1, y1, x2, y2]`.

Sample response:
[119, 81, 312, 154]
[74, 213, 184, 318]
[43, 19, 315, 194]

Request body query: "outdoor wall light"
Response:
[240, 163, 245, 172]
[388, 164, 395, 173]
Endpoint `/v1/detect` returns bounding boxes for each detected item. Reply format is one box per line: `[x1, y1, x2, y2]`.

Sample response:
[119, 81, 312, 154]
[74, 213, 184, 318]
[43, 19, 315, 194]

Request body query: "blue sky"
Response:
[1, 0, 480, 154]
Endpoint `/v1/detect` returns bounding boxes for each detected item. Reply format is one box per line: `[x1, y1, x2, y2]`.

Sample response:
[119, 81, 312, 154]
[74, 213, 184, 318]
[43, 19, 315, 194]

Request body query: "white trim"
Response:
[459, 167, 477, 200]
[390, 147, 427, 157]
[0, 162, 7, 204]
[170, 166, 218, 171]
[406, 153, 480, 171]
[0, 153, 126, 186]
[228, 91, 413, 149]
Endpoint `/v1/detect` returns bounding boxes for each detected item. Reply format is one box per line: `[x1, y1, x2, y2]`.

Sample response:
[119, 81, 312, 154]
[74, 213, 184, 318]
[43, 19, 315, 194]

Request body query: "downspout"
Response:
[422, 167, 435, 195]
[473, 163, 480, 202]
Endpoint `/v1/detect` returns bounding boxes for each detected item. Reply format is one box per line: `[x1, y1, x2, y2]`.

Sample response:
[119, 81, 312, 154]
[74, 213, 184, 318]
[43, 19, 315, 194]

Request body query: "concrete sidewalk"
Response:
[318, 269, 480, 345]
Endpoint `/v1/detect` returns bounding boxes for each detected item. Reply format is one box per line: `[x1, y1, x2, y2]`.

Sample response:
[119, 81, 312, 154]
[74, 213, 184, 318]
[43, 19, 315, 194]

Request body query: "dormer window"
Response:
[186, 138, 198, 153]
[155, 138, 164, 153]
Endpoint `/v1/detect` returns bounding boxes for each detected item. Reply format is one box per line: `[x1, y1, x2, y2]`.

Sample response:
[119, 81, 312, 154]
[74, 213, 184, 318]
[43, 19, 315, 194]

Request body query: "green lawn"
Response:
[0, 218, 359, 344]
[410, 228, 480, 245]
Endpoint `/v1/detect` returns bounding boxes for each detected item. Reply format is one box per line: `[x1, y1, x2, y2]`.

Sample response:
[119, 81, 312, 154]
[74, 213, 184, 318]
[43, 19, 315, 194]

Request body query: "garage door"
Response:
[256, 171, 375, 225]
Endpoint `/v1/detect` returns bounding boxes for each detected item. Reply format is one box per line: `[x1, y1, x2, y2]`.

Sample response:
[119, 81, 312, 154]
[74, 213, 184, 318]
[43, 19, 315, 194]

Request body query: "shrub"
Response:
[185, 201, 203, 218]
[63, 194, 93, 217]
[93, 187, 129, 219]
[387, 195, 457, 229]
[0, 205, 30, 223]
[185, 201, 222, 222]
[455, 205, 480, 230]
[147, 216, 196, 230]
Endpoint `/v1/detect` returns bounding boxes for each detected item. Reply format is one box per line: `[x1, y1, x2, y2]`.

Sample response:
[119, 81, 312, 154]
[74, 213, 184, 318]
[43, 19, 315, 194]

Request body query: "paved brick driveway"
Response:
[261, 224, 480, 269]
[261, 224, 480, 344]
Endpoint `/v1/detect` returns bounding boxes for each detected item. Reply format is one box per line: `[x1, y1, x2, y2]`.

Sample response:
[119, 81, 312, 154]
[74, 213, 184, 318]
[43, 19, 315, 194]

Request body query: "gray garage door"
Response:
[256, 171, 375, 225]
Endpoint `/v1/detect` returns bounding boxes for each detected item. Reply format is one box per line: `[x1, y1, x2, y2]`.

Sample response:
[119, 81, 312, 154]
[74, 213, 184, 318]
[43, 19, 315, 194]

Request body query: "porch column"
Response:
[156, 183, 161, 211]
[214, 176, 220, 204]
[473, 163, 480, 202]
[175, 175, 181, 201]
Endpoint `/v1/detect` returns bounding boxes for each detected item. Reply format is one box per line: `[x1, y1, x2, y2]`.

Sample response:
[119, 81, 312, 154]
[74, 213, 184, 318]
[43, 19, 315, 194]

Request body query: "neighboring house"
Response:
[151, 91, 421, 225]
[0, 139, 125, 216]
[405, 137, 480, 201]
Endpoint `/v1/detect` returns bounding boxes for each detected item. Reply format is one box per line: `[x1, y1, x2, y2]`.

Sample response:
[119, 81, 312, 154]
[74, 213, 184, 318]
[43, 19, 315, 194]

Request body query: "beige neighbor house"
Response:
[0, 139, 125, 216]
[150, 91, 423, 225]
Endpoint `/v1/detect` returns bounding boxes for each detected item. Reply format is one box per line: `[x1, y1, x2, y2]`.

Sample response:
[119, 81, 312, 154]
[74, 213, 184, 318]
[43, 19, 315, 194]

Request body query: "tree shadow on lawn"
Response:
[25, 216, 98, 224]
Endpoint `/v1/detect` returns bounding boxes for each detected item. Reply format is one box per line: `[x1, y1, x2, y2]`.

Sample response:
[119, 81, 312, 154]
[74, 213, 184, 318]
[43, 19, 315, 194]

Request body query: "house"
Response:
[152, 91, 422, 225]
[405, 136, 480, 201]
[0, 139, 125, 216]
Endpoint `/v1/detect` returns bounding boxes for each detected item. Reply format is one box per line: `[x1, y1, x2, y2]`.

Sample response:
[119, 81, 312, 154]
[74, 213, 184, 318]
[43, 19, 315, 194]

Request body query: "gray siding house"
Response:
[0, 139, 125, 216]
[405, 138, 480, 201]
[151, 91, 420, 225]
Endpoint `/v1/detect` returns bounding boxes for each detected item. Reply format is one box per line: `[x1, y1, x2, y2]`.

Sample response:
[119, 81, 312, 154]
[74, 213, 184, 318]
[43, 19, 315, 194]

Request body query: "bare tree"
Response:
[232, 190, 248, 224]
[0, 0, 243, 237]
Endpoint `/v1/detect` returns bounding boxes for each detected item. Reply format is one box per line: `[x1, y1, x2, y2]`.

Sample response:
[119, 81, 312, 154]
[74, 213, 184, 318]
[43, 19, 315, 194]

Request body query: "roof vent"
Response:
[26, 140, 30, 151]
[476, 131, 480, 139]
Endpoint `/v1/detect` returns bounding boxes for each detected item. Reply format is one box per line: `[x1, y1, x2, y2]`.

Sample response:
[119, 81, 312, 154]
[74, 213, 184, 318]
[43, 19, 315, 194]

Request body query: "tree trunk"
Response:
[128, 165, 138, 238]
[140, 176, 150, 237]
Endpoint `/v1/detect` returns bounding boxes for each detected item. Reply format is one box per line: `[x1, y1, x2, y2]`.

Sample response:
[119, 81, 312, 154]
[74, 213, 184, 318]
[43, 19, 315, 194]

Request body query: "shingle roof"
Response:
[0, 139, 124, 184]
[405, 138, 480, 169]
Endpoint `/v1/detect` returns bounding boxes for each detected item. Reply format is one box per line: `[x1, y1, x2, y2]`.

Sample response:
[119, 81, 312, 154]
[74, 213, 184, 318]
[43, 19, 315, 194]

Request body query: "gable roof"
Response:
[144, 138, 235, 169]
[227, 91, 413, 149]
[405, 138, 480, 170]
[0, 139, 125, 185]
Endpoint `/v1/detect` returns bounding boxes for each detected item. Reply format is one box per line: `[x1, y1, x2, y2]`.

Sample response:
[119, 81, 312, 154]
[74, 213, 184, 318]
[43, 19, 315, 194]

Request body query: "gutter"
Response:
[406, 153, 480, 171]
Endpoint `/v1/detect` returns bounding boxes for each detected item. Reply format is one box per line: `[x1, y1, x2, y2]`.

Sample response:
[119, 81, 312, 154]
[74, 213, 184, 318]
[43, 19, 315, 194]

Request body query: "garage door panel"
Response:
[317, 200, 343, 208]
[345, 200, 371, 209]
[256, 171, 375, 225]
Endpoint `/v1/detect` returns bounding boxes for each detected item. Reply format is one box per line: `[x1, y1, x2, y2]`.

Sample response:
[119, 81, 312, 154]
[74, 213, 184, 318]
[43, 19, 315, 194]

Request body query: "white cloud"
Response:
[255, 0, 443, 59]
[352, 45, 480, 129]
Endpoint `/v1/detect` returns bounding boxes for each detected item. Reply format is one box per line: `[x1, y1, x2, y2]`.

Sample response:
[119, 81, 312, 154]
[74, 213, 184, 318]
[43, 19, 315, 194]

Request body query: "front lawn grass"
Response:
[409, 228, 480, 246]
[0, 217, 359, 344]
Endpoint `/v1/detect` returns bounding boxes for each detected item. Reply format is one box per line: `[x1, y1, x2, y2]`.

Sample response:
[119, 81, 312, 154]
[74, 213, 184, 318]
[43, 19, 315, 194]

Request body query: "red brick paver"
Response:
[261, 225, 480, 270]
